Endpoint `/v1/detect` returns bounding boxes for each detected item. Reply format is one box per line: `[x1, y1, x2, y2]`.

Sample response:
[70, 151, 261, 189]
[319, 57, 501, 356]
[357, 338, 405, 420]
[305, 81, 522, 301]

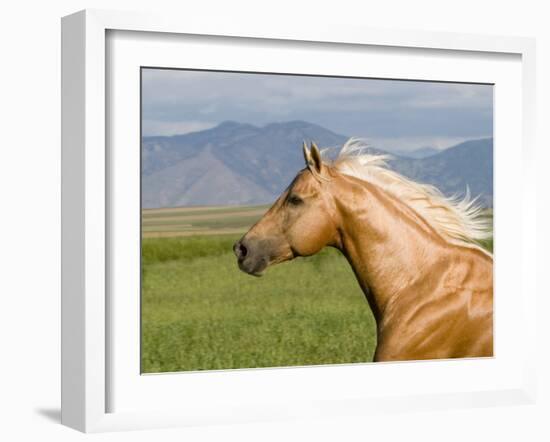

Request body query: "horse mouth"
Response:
[237, 256, 268, 277]
[234, 238, 294, 277]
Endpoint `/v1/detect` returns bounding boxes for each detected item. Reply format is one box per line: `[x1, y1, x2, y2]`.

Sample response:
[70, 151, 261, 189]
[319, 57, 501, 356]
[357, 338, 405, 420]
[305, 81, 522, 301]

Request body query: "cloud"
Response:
[141, 68, 493, 142]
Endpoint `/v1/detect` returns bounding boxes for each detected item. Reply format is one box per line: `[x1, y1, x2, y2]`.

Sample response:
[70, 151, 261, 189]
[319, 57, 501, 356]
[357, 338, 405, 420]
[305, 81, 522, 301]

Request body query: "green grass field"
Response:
[141, 205, 493, 373]
[142, 234, 377, 373]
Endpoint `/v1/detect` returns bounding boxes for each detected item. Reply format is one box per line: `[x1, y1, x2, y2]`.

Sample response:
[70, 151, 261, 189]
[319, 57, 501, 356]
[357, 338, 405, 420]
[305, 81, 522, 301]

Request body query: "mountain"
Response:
[389, 138, 493, 207]
[142, 121, 493, 208]
[142, 121, 347, 208]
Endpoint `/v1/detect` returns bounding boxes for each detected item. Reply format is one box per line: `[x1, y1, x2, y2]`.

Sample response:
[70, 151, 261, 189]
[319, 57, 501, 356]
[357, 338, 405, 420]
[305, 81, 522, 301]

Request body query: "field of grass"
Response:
[141, 205, 493, 373]
[142, 234, 376, 373]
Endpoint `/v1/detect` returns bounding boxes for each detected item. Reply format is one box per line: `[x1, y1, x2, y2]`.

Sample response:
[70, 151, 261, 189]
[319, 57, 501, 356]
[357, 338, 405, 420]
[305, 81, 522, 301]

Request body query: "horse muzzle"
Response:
[233, 238, 269, 276]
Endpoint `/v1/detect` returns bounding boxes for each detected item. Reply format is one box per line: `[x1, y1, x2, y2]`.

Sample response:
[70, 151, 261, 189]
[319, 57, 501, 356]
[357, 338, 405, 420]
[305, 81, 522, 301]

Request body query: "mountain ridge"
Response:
[142, 121, 493, 209]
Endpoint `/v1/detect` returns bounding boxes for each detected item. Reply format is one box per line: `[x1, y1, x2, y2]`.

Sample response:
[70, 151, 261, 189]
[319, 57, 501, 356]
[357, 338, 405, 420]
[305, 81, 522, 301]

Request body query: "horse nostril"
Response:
[239, 243, 248, 258]
[233, 240, 249, 259]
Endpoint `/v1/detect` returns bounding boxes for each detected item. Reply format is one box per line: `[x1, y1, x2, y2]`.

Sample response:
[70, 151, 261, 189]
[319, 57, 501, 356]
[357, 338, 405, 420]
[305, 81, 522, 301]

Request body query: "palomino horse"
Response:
[234, 140, 493, 362]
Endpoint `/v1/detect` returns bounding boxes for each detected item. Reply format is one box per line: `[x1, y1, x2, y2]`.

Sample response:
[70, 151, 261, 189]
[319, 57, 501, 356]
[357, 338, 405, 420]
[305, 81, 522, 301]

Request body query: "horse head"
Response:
[233, 142, 340, 276]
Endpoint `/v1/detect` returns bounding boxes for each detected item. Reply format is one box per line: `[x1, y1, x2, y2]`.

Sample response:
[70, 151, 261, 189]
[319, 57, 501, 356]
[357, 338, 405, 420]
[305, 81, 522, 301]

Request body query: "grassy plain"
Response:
[141, 205, 493, 373]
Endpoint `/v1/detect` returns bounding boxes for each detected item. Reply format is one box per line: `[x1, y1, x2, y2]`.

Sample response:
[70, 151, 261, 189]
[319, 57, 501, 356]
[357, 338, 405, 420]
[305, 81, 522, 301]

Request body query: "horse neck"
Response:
[332, 176, 447, 322]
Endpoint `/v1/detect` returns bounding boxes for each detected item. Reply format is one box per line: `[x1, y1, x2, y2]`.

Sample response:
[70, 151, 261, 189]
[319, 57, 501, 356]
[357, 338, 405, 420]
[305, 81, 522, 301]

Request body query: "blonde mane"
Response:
[322, 138, 492, 252]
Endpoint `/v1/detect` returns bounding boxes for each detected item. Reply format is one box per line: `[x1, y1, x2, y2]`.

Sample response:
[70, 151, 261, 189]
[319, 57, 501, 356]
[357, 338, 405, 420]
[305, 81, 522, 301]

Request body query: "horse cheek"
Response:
[288, 218, 331, 257]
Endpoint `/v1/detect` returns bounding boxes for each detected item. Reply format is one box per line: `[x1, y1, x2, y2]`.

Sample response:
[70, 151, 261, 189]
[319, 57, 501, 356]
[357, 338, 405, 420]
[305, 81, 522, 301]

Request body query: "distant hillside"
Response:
[389, 138, 493, 207]
[142, 121, 347, 208]
[390, 146, 441, 159]
[142, 121, 493, 208]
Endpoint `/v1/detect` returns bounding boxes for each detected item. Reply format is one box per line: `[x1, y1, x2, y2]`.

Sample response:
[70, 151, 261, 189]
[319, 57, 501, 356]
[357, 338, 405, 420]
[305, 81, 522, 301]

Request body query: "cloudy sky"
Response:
[142, 68, 493, 152]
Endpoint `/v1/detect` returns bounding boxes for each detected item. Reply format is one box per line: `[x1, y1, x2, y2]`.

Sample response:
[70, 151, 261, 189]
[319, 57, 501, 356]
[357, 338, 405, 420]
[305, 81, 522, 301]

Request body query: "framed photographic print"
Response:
[61, 9, 537, 433]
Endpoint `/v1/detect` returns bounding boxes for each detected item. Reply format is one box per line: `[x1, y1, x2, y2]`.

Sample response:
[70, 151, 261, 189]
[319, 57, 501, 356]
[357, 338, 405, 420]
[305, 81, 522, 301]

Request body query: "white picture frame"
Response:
[61, 9, 537, 433]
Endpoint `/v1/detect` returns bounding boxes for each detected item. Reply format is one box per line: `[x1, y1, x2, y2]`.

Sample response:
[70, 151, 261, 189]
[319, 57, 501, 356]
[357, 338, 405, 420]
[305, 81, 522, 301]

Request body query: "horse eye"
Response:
[288, 195, 303, 206]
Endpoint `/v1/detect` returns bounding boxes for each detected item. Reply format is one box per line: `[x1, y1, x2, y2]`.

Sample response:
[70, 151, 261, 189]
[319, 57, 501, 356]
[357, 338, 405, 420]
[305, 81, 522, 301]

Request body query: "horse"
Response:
[233, 139, 493, 362]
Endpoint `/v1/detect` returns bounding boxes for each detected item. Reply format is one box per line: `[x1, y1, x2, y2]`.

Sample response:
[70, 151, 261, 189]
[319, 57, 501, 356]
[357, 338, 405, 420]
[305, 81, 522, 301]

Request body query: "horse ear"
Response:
[309, 142, 324, 174]
[303, 141, 312, 166]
